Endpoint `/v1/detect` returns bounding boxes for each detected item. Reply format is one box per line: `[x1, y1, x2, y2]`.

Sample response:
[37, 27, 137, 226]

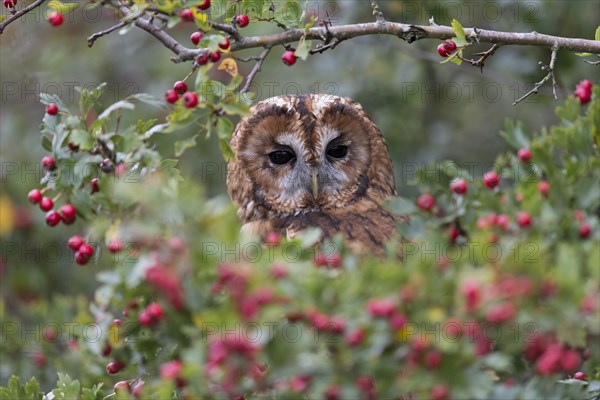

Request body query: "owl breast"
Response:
[226, 94, 401, 253]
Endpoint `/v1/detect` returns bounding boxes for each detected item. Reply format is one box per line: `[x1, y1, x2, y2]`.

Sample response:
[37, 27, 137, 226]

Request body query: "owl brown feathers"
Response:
[226, 93, 403, 253]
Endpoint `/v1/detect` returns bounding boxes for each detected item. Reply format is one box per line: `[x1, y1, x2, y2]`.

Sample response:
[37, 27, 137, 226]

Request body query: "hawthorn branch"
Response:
[468, 44, 501, 73]
[170, 22, 600, 63]
[88, 21, 130, 48]
[210, 21, 243, 42]
[512, 48, 559, 105]
[0, 0, 47, 34]
[240, 47, 272, 94]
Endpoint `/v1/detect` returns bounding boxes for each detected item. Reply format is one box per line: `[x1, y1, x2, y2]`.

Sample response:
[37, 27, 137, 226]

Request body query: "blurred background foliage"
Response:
[0, 0, 599, 390]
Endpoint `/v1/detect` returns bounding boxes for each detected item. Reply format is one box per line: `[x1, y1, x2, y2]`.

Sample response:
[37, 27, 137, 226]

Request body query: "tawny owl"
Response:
[226, 93, 403, 253]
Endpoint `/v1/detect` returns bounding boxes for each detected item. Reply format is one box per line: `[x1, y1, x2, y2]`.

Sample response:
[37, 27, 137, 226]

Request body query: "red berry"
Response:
[190, 31, 203, 45]
[218, 36, 230, 50]
[146, 302, 164, 321]
[314, 251, 328, 267]
[450, 178, 467, 194]
[106, 360, 125, 374]
[100, 158, 113, 173]
[574, 371, 588, 381]
[60, 203, 76, 222]
[114, 381, 130, 393]
[101, 342, 112, 357]
[264, 231, 281, 245]
[79, 242, 93, 257]
[42, 155, 56, 170]
[560, 349, 581, 374]
[425, 350, 442, 369]
[173, 81, 187, 94]
[48, 12, 64, 26]
[209, 51, 221, 63]
[430, 385, 450, 400]
[346, 328, 365, 346]
[3, 0, 17, 8]
[108, 239, 123, 253]
[67, 142, 79, 152]
[197, 0, 210, 10]
[179, 8, 194, 22]
[483, 171, 500, 189]
[68, 235, 84, 251]
[417, 194, 435, 211]
[165, 89, 179, 104]
[574, 80, 593, 104]
[580, 222, 591, 239]
[282, 50, 297, 66]
[33, 352, 46, 367]
[444, 40, 457, 52]
[131, 382, 144, 397]
[516, 211, 532, 228]
[328, 252, 342, 268]
[235, 14, 249, 27]
[538, 180, 550, 197]
[28, 189, 43, 204]
[160, 360, 183, 379]
[182, 91, 198, 108]
[517, 148, 532, 163]
[91, 178, 100, 194]
[45, 210, 61, 227]
[196, 53, 209, 65]
[437, 43, 449, 57]
[138, 311, 153, 326]
[324, 385, 342, 400]
[39, 196, 54, 211]
[46, 103, 59, 115]
[366, 298, 395, 317]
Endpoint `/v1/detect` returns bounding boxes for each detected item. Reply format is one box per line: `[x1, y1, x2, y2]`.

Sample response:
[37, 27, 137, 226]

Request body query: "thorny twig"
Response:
[88, 21, 130, 47]
[513, 47, 559, 105]
[240, 47, 272, 94]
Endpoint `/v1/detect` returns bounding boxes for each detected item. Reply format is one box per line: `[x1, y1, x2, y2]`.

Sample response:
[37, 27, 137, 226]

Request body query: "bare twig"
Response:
[240, 47, 272, 94]
[370, 0, 385, 23]
[0, 0, 47, 34]
[512, 48, 559, 105]
[88, 21, 130, 47]
[469, 44, 501, 72]
[583, 54, 600, 65]
[309, 38, 345, 55]
[234, 56, 264, 62]
[210, 21, 243, 42]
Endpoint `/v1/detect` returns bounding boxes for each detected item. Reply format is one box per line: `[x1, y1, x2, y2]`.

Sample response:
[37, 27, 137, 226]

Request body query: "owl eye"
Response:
[268, 149, 296, 165]
[326, 145, 348, 159]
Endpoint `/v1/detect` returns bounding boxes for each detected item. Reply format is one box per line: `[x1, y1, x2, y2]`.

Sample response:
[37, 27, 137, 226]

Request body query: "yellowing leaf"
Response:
[218, 58, 238, 77]
[0, 195, 15, 236]
[451, 18, 467, 47]
[48, 0, 79, 14]
[0, 16, 7, 23]
[191, 8, 208, 23]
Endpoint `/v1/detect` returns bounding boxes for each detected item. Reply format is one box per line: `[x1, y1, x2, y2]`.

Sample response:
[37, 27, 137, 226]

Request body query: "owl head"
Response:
[227, 93, 396, 227]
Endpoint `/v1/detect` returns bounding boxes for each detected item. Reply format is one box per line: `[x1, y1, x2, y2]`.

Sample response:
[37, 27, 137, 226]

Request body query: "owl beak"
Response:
[311, 167, 319, 199]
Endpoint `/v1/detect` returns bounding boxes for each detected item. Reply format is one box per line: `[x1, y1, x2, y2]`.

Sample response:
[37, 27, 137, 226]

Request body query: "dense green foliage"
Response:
[1, 1, 599, 399]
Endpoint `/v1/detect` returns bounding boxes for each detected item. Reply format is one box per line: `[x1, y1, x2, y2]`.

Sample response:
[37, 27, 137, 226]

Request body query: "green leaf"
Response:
[575, 52, 593, 57]
[175, 134, 198, 157]
[219, 138, 235, 161]
[439, 50, 462, 65]
[129, 93, 167, 109]
[98, 100, 135, 120]
[157, 159, 183, 181]
[595, 26, 600, 41]
[295, 37, 312, 60]
[69, 129, 94, 151]
[52, 373, 80, 399]
[41, 135, 53, 152]
[499, 119, 530, 150]
[216, 117, 234, 139]
[40, 93, 67, 110]
[24, 377, 42, 400]
[451, 18, 467, 46]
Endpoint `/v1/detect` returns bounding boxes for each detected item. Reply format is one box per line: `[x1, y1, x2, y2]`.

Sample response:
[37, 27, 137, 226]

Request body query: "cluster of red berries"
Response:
[137, 302, 165, 326]
[165, 81, 199, 108]
[313, 250, 342, 268]
[67, 235, 94, 265]
[437, 39, 458, 57]
[3, 0, 17, 8]
[574, 79, 592, 104]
